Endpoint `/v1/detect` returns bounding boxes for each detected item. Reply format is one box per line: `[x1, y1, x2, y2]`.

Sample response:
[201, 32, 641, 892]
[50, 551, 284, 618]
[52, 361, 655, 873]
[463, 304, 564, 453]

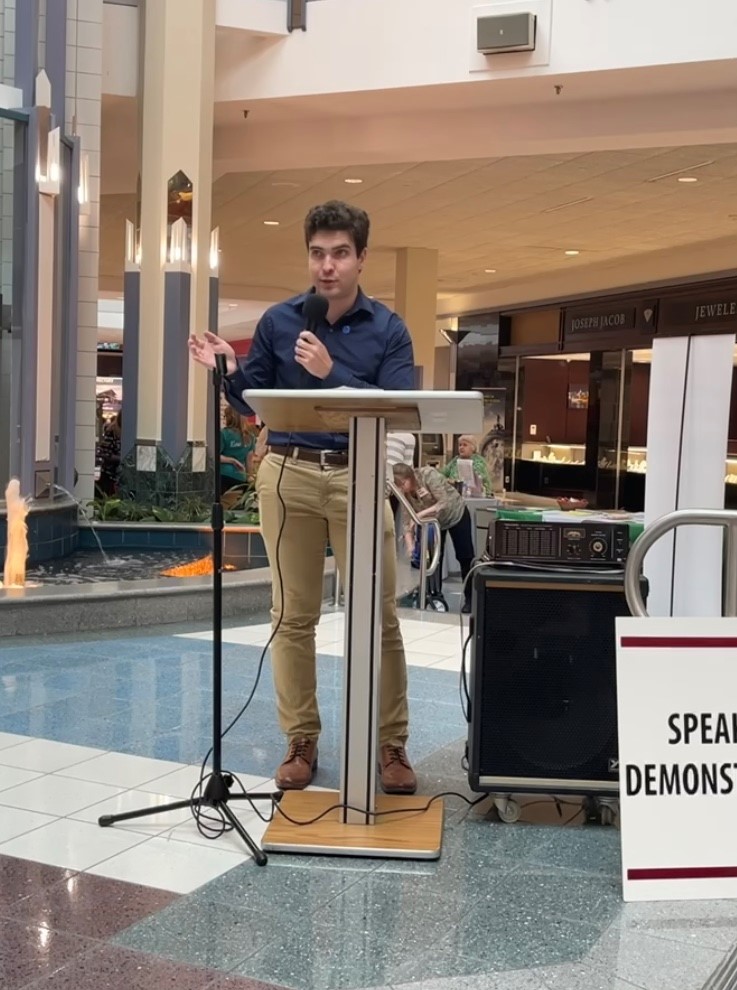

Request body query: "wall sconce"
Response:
[209, 227, 220, 272]
[124, 219, 141, 270]
[37, 126, 61, 196]
[77, 151, 89, 210]
[167, 217, 189, 266]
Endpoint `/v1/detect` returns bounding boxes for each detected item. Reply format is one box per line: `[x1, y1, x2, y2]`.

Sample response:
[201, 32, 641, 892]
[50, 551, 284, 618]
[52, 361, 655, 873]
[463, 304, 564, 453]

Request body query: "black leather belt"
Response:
[269, 445, 349, 467]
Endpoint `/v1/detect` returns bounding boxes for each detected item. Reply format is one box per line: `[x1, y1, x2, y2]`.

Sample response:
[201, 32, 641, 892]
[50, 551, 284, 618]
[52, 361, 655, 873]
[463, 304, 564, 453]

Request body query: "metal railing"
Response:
[624, 509, 737, 618]
[331, 483, 442, 610]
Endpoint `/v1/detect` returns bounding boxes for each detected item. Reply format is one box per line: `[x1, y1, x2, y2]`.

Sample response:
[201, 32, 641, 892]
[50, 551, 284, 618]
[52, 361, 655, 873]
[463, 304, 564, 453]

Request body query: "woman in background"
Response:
[393, 462, 475, 613]
[97, 412, 122, 497]
[220, 406, 253, 494]
[443, 435, 492, 497]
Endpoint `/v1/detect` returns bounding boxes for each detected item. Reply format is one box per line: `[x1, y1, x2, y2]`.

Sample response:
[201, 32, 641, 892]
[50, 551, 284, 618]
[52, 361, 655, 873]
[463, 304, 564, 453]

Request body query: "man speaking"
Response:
[188, 201, 417, 794]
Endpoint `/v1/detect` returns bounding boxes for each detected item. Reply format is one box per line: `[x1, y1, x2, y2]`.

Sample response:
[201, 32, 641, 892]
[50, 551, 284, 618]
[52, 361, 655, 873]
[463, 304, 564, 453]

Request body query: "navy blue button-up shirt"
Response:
[223, 289, 415, 450]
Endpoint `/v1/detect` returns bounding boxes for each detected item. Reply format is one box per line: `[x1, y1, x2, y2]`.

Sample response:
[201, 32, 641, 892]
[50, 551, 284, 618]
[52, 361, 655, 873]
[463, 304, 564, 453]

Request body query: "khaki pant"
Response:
[256, 452, 409, 746]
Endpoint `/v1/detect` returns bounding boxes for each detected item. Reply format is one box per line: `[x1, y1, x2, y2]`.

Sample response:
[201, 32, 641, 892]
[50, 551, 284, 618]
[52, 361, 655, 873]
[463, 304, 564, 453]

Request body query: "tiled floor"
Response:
[1, 599, 736, 989]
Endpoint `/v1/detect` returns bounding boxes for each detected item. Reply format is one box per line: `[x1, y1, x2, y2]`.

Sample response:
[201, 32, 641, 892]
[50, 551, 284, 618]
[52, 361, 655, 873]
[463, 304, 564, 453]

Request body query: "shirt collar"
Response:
[290, 287, 375, 319]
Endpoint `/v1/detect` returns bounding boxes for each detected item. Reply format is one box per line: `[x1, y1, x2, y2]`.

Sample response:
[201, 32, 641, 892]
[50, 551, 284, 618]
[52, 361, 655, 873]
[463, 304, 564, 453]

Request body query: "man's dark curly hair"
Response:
[304, 200, 370, 256]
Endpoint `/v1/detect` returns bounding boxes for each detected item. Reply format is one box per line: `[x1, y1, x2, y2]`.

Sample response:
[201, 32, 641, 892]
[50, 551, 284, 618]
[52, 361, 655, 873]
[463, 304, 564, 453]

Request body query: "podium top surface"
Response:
[242, 388, 484, 434]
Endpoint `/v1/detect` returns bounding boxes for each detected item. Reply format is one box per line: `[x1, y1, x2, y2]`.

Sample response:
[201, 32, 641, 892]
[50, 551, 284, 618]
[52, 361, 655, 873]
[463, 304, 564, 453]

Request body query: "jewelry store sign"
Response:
[617, 618, 737, 902]
[565, 305, 638, 336]
[659, 293, 737, 332]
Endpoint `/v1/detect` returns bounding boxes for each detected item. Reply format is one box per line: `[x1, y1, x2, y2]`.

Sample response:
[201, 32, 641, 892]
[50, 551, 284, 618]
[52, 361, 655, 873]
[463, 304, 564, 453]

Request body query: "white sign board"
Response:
[617, 617, 737, 901]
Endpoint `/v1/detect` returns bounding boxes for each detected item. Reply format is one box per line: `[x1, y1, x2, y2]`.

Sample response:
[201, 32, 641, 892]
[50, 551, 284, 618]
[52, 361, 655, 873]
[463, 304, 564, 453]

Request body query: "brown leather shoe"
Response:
[275, 737, 318, 790]
[379, 744, 417, 794]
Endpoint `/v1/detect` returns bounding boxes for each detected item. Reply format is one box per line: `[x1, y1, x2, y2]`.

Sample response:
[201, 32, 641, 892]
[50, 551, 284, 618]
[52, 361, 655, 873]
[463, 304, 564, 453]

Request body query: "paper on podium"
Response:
[242, 388, 484, 435]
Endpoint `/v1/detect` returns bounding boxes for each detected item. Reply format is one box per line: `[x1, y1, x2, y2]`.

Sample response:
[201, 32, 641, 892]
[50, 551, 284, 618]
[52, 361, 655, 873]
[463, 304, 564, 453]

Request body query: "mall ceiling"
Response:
[99, 140, 737, 320]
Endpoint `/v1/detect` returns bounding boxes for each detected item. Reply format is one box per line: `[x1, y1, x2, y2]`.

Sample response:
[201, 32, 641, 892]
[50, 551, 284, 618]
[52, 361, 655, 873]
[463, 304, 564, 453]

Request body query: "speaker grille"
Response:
[470, 571, 631, 789]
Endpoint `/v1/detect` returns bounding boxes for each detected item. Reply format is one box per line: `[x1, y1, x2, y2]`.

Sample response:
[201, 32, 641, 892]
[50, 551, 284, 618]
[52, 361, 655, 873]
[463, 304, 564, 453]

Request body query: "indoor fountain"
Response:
[1, 479, 30, 590]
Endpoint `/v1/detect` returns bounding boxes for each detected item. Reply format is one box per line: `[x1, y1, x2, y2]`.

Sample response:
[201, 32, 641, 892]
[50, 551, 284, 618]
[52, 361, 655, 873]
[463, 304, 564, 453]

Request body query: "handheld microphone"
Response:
[298, 293, 330, 386]
[302, 293, 329, 337]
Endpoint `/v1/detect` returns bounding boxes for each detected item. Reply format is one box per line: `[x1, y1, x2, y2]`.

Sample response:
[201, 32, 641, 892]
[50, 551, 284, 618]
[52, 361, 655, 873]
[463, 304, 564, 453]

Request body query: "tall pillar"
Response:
[394, 247, 438, 388]
[644, 334, 734, 616]
[121, 0, 215, 506]
[67, 0, 103, 502]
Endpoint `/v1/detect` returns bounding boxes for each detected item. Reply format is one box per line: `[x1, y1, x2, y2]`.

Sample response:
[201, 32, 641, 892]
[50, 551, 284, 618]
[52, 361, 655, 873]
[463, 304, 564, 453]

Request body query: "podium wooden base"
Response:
[261, 790, 444, 860]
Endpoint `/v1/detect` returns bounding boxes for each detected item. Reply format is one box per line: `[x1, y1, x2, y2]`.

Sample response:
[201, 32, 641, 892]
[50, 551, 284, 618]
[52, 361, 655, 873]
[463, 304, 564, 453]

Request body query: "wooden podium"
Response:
[242, 388, 483, 858]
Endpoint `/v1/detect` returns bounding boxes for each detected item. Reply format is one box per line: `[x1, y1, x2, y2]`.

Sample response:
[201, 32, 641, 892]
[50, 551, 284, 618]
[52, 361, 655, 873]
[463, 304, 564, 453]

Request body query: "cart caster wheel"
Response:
[494, 797, 521, 824]
[597, 799, 618, 826]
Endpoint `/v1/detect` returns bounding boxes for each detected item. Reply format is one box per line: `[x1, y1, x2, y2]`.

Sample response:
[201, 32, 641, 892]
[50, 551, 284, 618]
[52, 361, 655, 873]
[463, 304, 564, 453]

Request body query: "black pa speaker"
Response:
[468, 565, 646, 795]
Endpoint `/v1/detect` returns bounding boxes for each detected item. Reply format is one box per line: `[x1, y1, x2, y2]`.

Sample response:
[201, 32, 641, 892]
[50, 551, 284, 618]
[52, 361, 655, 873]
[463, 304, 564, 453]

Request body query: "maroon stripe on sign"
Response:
[629, 866, 737, 881]
[620, 637, 737, 649]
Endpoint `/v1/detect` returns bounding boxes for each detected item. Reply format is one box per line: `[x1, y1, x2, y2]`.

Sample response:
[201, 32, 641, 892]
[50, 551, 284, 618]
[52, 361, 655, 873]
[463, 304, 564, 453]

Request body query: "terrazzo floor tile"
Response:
[525, 824, 622, 879]
[86, 833, 248, 893]
[0, 731, 32, 751]
[435, 916, 612, 976]
[0, 773, 125, 817]
[61, 752, 185, 788]
[0, 917, 95, 990]
[227, 919, 446, 990]
[536, 925, 726, 990]
[0, 855, 76, 911]
[0, 816, 150, 871]
[19, 944, 242, 990]
[0, 739, 106, 773]
[0, 806, 56, 844]
[203, 976, 287, 990]
[10, 871, 179, 939]
[389, 972, 549, 990]
[614, 896, 737, 953]
[197, 858, 374, 918]
[0, 765, 43, 792]
[113, 896, 280, 971]
[70, 787, 194, 834]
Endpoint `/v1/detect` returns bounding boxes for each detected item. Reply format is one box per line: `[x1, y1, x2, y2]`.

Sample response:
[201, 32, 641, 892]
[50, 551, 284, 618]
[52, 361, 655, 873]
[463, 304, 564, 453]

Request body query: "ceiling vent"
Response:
[477, 13, 537, 54]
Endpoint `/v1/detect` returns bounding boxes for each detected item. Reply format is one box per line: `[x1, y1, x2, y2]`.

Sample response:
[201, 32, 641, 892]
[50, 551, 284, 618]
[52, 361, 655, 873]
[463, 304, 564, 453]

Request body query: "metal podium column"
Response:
[340, 415, 385, 824]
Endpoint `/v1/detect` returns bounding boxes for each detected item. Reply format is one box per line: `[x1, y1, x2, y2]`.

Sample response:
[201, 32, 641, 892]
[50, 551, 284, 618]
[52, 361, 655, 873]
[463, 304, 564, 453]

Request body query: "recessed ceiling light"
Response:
[678, 176, 699, 183]
[564, 250, 580, 257]
[484, 268, 497, 274]
[263, 220, 280, 226]
[228, 303, 238, 309]
[344, 178, 363, 184]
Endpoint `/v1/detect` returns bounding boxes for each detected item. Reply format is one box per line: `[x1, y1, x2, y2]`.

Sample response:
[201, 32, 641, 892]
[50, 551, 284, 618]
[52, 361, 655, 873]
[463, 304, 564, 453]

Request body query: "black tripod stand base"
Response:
[97, 782, 283, 867]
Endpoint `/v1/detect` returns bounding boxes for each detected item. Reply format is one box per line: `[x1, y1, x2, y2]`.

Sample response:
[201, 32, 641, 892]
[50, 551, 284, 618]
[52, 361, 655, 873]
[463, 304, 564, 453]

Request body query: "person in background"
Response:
[392, 461, 475, 613]
[386, 432, 416, 471]
[220, 406, 253, 494]
[250, 424, 269, 477]
[385, 432, 416, 526]
[97, 412, 122, 497]
[443, 434, 492, 496]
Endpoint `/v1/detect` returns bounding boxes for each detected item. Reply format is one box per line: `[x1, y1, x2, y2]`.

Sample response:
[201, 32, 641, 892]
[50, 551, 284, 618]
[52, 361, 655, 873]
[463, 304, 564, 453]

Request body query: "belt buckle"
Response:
[319, 450, 330, 468]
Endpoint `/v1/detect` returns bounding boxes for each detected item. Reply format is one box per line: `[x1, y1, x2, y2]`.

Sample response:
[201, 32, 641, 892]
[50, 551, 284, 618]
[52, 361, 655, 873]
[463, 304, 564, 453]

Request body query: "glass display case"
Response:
[519, 442, 585, 466]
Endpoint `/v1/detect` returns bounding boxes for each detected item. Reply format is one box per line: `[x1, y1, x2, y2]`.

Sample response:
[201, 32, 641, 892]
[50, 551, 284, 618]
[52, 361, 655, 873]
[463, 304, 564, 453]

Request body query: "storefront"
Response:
[454, 277, 737, 511]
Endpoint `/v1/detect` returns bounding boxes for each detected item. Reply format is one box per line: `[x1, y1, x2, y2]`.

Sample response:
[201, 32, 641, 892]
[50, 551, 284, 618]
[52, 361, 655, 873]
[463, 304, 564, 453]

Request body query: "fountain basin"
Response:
[77, 521, 268, 571]
[0, 494, 78, 565]
[1, 517, 336, 638]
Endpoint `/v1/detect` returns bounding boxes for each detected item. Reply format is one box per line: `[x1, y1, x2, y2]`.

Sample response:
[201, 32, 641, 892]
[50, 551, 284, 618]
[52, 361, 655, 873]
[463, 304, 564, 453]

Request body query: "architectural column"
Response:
[394, 247, 438, 388]
[0, 1, 17, 488]
[644, 334, 735, 616]
[121, 0, 215, 506]
[66, 0, 103, 502]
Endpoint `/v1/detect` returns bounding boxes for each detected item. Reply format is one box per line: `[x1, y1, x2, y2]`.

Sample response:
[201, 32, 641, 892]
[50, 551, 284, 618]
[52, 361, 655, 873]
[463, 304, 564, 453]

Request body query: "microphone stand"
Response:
[98, 354, 279, 865]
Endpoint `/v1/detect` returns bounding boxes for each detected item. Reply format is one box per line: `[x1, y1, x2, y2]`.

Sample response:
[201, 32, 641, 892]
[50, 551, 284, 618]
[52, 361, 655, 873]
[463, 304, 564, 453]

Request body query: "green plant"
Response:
[88, 495, 212, 524]
[222, 486, 260, 525]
